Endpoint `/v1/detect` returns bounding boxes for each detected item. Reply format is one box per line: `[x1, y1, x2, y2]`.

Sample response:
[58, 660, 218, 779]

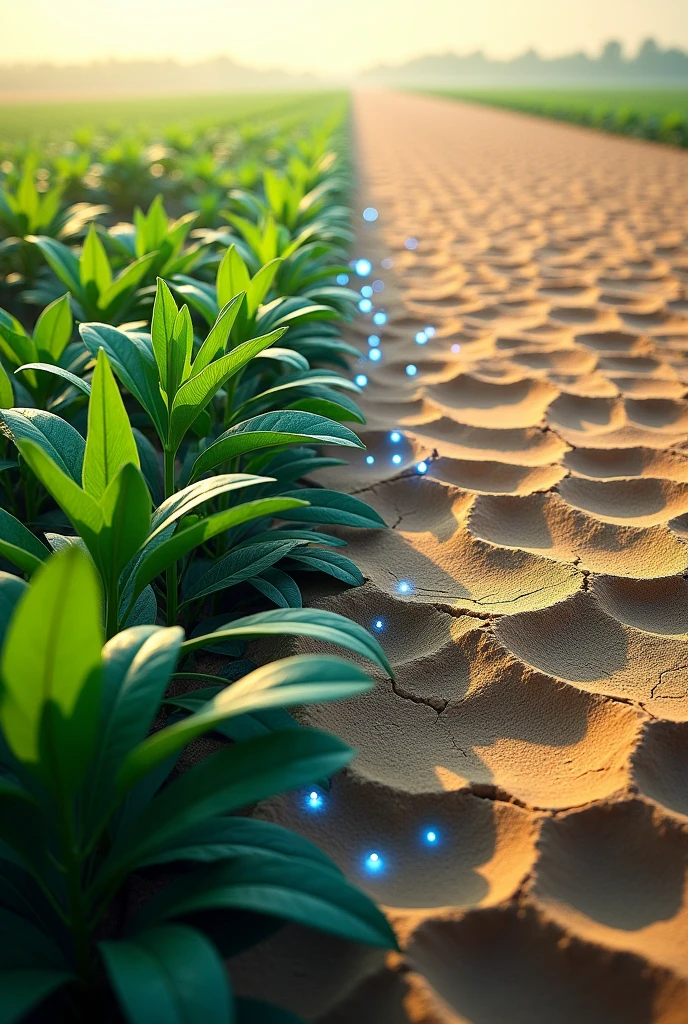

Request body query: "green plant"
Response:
[107, 194, 208, 281]
[0, 545, 396, 1023]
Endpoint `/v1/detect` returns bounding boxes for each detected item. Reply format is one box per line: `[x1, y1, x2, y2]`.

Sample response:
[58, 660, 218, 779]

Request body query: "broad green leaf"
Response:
[117, 658, 369, 793]
[216, 244, 250, 308]
[0, 573, 28, 646]
[0, 508, 49, 575]
[150, 278, 178, 387]
[101, 925, 232, 1024]
[83, 349, 140, 500]
[287, 548, 364, 586]
[246, 258, 282, 317]
[113, 728, 354, 855]
[180, 607, 392, 675]
[1, 407, 85, 483]
[275, 489, 386, 529]
[132, 849, 397, 949]
[181, 539, 301, 604]
[168, 329, 286, 450]
[16, 439, 103, 547]
[99, 463, 152, 584]
[190, 410, 364, 481]
[0, 363, 13, 410]
[0, 970, 72, 1024]
[80, 223, 113, 294]
[0, 546, 103, 793]
[148, 473, 270, 543]
[33, 293, 73, 360]
[251, 567, 301, 608]
[27, 235, 82, 296]
[99, 252, 158, 312]
[190, 294, 243, 376]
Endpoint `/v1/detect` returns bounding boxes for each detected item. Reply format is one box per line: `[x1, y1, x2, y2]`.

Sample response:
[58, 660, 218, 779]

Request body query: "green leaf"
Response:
[216, 244, 250, 309]
[0, 970, 72, 1024]
[114, 728, 354, 856]
[100, 463, 152, 585]
[99, 252, 158, 312]
[0, 507, 49, 575]
[246, 258, 282, 317]
[180, 607, 392, 676]
[190, 410, 364, 481]
[0, 573, 28, 646]
[168, 329, 286, 450]
[0, 546, 103, 793]
[287, 548, 364, 587]
[150, 278, 178, 388]
[275, 489, 386, 529]
[16, 362, 91, 396]
[148, 474, 270, 544]
[251, 567, 301, 608]
[181, 539, 301, 604]
[190, 295, 243, 377]
[132, 849, 397, 949]
[80, 223, 113, 295]
[101, 925, 232, 1024]
[83, 349, 140, 500]
[1, 407, 85, 483]
[131, 498, 305, 606]
[33, 293, 73, 360]
[0, 363, 13, 410]
[27, 235, 82, 296]
[117, 659, 370, 794]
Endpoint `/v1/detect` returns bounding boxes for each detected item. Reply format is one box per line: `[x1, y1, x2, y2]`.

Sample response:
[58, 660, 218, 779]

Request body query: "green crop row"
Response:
[429, 88, 688, 147]
[0, 95, 397, 1022]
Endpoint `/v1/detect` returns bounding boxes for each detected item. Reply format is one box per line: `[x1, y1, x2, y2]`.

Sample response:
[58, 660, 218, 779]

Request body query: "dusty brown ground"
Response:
[234, 91, 688, 1023]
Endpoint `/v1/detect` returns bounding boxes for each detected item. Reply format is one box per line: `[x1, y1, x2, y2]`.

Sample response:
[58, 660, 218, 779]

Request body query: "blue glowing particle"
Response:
[373, 311, 387, 326]
[374, 618, 384, 630]
[390, 430, 401, 443]
[425, 829, 438, 844]
[425, 326, 436, 337]
[406, 364, 418, 377]
[336, 273, 349, 285]
[373, 279, 384, 292]
[417, 461, 428, 474]
[369, 347, 382, 362]
[306, 790, 324, 811]
[415, 331, 428, 345]
[361, 285, 373, 298]
[365, 851, 383, 873]
[363, 207, 378, 222]
[405, 237, 419, 250]
[368, 334, 380, 347]
[392, 454, 402, 465]
[381, 257, 393, 269]
[355, 374, 368, 388]
[358, 298, 373, 313]
[366, 454, 375, 465]
[397, 580, 413, 594]
[355, 258, 372, 277]
[451, 343, 461, 354]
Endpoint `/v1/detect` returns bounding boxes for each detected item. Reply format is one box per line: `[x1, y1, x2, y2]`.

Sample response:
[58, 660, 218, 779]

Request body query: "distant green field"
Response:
[0, 90, 333, 144]
[429, 89, 688, 146]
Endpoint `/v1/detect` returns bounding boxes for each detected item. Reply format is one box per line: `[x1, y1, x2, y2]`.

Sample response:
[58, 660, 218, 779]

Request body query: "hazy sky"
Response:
[1, 0, 687, 75]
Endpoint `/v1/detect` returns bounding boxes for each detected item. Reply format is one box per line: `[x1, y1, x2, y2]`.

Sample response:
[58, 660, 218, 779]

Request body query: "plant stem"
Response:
[164, 447, 178, 627]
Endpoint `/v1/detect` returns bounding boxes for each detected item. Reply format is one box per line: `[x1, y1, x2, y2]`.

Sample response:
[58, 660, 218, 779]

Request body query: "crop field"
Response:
[429, 87, 688, 145]
[0, 90, 398, 1022]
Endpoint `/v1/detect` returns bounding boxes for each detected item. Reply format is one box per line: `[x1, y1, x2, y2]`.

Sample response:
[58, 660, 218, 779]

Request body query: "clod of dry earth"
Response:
[232, 92, 688, 1022]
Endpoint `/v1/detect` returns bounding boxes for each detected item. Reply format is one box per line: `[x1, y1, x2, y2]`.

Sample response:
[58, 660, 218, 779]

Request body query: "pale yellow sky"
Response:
[1, 0, 687, 76]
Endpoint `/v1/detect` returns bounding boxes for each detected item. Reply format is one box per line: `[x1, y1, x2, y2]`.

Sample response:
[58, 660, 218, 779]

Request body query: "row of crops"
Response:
[0, 94, 397, 1022]
[431, 88, 688, 146]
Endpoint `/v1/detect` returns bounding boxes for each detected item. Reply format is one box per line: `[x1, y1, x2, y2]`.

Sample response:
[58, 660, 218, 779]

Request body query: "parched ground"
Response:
[234, 91, 688, 1023]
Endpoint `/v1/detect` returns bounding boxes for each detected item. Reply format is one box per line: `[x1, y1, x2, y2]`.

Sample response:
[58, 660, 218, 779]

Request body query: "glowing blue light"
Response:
[451, 343, 461, 354]
[373, 312, 387, 326]
[369, 347, 382, 362]
[336, 273, 349, 285]
[405, 237, 419, 250]
[306, 790, 324, 811]
[417, 461, 429, 475]
[392, 454, 402, 465]
[365, 852, 383, 873]
[358, 298, 373, 313]
[425, 829, 438, 844]
[355, 374, 368, 388]
[406, 364, 418, 377]
[397, 581, 413, 594]
[425, 326, 436, 337]
[373, 279, 384, 292]
[368, 334, 380, 347]
[390, 431, 401, 442]
[361, 285, 373, 298]
[374, 619, 384, 630]
[355, 258, 373, 277]
[381, 257, 393, 269]
[363, 207, 378, 222]
[366, 455, 375, 465]
[415, 331, 428, 345]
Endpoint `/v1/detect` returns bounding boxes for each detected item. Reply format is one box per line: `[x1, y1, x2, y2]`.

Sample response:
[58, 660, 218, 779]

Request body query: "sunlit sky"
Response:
[1, 0, 687, 76]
